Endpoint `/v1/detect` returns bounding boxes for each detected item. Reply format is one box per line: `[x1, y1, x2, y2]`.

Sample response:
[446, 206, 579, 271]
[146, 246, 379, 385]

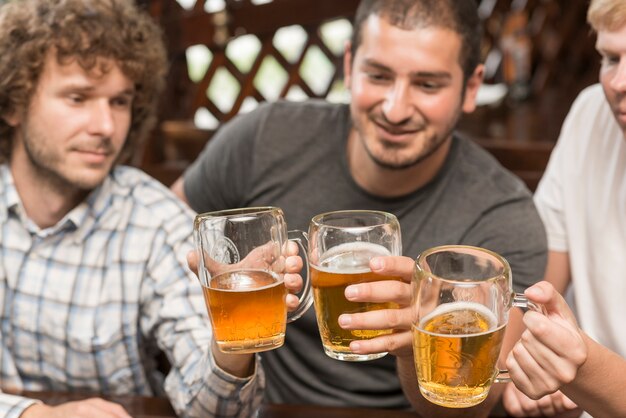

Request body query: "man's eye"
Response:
[112, 97, 132, 108]
[416, 81, 441, 91]
[366, 72, 390, 82]
[68, 95, 85, 104]
[602, 55, 620, 66]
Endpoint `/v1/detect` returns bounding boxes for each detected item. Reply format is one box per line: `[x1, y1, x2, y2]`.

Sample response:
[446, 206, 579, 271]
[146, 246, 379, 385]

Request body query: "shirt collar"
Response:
[0, 164, 21, 223]
[0, 164, 119, 242]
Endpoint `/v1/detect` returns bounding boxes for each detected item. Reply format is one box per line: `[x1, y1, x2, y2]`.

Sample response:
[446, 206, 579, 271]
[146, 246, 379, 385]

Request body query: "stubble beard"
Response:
[20, 122, 108, 195]
[356, 110, 461, 171]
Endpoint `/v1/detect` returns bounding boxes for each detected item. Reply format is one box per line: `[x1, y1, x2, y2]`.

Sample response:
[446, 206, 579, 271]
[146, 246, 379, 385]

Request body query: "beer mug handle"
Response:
[286, 229, 313, 322]
[494, 292, 546, 383]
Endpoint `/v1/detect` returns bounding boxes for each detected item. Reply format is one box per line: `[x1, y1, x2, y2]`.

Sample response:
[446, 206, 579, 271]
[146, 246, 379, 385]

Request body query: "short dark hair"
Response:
[350, 0, 482, 80]
[0, 0, 168, 163]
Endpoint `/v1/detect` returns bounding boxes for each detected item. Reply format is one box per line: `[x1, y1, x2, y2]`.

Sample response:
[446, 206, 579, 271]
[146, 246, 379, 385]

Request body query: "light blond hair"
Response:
[588, 0, 626, 32]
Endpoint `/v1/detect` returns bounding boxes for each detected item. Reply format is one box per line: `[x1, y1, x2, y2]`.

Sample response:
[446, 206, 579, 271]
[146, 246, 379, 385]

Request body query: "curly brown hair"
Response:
[0, 0, 168, 164]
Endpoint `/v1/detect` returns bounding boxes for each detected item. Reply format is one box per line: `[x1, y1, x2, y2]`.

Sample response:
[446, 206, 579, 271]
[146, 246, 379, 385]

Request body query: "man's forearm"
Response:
[562, 333, 626, 418]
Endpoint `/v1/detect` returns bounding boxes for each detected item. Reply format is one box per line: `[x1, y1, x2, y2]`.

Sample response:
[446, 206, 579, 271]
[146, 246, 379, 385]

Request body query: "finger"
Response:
[345, 279, 411, 305]
[286, 293, 300, 310]
[285, 255, 303, 273]
[81, 398, 132, 418]
[284, 240, 299, 257]
[547, 390, 579, 414]
[347, 330, 413, 357]
[516, 391, 543, 417]
[559, 392, 579, 410]
[510, 334, 560, 398]
[243, 242, 280, 270]
[502, 383, 529, 417]
[95, 398, 132, 418]
[284, 273, 303, 293]
[370, 256, 415, 283]
[521, 313, 586, 385]
[524, 282, 577, 325]
[187, 250, 199, 274]
[506, 347, 544, 400]
[339, 306, 412, 331]
[534, 393, 556, 416]
[523, 310, 586, 366]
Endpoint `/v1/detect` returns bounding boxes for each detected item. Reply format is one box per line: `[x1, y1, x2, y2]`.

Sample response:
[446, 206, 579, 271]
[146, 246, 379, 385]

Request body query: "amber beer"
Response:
[311, 242, 401, 361]
[413, 301, 506, 408]
[202, 269, 288, 353]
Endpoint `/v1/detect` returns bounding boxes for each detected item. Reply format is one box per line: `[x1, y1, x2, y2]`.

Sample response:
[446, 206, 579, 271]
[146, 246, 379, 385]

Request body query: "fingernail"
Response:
[350, 341, 361, 352]
[345, 285, 358, 299]
[370, 257, 383, 271]
[286, 257, 297, 269]
[526, 285, 544, 298]
[338, 315, 351, 327]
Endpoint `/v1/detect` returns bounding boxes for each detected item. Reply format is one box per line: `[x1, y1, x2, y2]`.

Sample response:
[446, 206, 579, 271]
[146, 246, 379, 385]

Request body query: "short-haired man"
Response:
[172, 0, 547, 416]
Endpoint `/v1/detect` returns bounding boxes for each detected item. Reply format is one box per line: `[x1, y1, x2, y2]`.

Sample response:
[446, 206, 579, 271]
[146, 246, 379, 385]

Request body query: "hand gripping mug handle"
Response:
[494, 292, 547, 383]
[286, 230, 313, 322]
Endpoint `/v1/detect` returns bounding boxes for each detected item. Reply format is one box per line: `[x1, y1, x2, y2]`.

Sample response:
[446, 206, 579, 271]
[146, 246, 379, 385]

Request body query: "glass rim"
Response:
[310, 209, 398, 229]
[414, 244, 510, 283]
[195, 206, 282, 221]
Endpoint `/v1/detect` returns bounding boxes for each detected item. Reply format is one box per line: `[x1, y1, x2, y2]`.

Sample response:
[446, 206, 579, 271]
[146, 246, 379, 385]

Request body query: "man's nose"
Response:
[381, 81, 414, 124]
[88, 101, 115, 137]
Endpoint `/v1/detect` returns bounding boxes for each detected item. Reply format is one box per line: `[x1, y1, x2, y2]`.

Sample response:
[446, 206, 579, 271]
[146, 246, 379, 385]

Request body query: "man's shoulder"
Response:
[213, 99, 348, 147]
[575, 83, 605, 105]
[108, 166, 195, 225]
[260, 99, 347, 116]
[565, 83, 608, 120]
[223, 99, 349, 152]
[246, 99, 349, 128]
[452, 136, 531, 199]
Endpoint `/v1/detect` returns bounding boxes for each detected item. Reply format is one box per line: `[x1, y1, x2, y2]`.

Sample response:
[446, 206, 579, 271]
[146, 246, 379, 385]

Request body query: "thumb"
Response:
[370, 255, 415, 283]
[524, 281, 575, 322]
[187, 250, 199, 275]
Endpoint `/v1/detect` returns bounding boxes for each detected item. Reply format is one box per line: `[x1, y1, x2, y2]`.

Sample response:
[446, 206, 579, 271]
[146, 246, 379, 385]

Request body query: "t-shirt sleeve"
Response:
[533, 140, 569, 253]
[533, 91, 592, 254]
[183, 107, 265, 213]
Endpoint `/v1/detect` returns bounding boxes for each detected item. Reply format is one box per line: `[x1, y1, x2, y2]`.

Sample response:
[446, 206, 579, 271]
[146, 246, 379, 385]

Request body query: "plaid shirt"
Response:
[0, 165, 263, 418]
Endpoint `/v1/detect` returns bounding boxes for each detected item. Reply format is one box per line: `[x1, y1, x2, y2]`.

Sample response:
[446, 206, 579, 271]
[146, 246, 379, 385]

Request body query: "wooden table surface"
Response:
[11, 390, 525, 417]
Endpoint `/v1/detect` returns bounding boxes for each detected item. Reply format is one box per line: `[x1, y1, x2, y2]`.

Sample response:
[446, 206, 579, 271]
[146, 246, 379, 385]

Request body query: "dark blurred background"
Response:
[134, 0, 599, 191]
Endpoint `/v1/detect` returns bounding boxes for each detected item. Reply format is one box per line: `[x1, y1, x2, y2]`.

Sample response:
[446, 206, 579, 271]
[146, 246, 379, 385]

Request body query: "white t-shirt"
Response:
[534, 83, 626, 358]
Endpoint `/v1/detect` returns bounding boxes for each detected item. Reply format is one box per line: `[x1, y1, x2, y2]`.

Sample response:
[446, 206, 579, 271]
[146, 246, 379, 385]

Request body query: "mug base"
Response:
[217, 338, 284, 354]
[323, 347, 387, 362]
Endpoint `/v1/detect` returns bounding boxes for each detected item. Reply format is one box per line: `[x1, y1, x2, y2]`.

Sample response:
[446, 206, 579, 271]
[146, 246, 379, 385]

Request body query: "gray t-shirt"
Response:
[184, 100, 547, 409]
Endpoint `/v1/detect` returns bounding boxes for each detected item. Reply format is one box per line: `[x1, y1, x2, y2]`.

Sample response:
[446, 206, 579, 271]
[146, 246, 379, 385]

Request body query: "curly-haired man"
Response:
[0, 1, 277, 417]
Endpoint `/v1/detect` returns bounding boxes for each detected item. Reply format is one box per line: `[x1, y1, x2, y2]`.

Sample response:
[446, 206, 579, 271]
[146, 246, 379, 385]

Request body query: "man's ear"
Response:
[2, 110, 21, 128]
[343, 40, 353, 90]
[462, 63, 485, 114]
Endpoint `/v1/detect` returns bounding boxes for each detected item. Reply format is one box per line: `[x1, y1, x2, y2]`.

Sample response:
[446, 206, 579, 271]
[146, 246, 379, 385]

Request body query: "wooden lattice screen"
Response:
[138, 0, 598, 187]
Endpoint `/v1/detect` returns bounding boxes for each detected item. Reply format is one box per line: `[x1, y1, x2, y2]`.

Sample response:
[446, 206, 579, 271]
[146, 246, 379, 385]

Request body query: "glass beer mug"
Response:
[193, 207, 312, 354]
[308, 210, 402, 361]
[412, 245, 544, 408]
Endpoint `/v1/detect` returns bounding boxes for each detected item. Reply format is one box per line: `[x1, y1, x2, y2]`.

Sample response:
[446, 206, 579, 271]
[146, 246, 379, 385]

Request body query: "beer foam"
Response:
[315, 242, 391, 274]
[211, 269, 282, 291]
[418, 301, 499, 335]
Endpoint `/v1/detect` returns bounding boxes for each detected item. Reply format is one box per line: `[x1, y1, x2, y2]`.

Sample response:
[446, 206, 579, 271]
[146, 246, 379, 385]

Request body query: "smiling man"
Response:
[0, 1, 271, 417]
[172, 0, 547, 416]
